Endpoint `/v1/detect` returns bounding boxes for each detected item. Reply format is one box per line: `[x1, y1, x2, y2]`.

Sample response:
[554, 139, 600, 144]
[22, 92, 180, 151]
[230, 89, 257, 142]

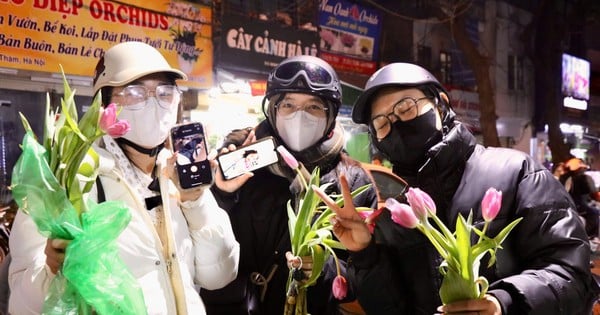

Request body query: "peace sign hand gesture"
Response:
[312, 173, 372, 252]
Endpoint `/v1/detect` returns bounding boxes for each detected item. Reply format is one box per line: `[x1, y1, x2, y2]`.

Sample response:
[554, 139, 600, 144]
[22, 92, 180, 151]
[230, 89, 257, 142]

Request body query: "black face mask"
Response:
[373, 108, 442, 172]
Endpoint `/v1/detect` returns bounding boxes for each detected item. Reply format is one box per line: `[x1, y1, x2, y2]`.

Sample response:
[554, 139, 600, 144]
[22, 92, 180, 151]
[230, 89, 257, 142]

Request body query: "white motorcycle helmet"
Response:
[93, 41, 187, 97]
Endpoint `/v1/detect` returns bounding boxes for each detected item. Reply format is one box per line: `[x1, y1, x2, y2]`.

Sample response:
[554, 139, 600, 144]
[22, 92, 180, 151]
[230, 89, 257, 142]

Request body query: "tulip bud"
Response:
[99, 103, 118, 131]
[276, 145, 299, 170]
[332, 275, 347, 300]
[357, 207, 383, 234]
[99, 103, 130, 138]
[481, 188, 502, 222]
[406, 188, 436, 218]
[386, 198, 419, 228]
[106, 120, 130, 138]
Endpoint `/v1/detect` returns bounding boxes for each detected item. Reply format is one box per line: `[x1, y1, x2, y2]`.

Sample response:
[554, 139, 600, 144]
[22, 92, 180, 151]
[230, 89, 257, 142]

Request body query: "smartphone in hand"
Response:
[217, 137, 279, 180]
[170, 122, 213, 189]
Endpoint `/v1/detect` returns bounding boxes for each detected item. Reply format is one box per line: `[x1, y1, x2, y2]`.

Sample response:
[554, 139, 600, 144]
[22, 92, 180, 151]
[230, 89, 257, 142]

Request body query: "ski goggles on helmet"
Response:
[272, 61, 336, 91]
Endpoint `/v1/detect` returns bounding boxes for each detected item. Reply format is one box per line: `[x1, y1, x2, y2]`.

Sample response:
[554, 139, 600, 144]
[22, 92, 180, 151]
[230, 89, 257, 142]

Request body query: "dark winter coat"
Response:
[202, 121, 378, 315]
[349, 123, 598, 315]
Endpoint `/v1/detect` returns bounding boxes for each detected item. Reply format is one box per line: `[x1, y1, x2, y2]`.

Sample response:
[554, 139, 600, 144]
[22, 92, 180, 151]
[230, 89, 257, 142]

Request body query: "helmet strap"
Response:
[116, 137, 164, 157]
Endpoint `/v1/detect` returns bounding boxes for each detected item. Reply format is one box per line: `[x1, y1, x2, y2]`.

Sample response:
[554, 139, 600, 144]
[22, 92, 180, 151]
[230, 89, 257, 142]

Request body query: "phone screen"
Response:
[218, 137, 279, 180]
[170, 123, 213, 189]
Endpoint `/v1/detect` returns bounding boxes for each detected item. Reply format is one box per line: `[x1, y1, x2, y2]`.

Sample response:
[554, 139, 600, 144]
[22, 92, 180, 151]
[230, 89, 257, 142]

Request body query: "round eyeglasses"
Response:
[275, 101, 328, 118]
[369, 96, 430, 141]
[112, 85, 181, 110]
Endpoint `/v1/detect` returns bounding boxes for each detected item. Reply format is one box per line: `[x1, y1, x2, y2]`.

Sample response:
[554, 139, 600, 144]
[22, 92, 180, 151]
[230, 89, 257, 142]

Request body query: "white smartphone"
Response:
[217, 137, 279, 180]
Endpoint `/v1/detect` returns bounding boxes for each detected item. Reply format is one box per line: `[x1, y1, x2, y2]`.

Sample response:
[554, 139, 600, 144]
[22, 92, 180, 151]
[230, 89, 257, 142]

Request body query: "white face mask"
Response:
[117, 97, 178, 148]
[276, 111, 327, 151]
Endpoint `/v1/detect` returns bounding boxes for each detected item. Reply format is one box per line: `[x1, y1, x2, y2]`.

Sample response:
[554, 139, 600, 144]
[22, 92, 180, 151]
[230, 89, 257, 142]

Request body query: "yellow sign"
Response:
[0, 0, 212, 89]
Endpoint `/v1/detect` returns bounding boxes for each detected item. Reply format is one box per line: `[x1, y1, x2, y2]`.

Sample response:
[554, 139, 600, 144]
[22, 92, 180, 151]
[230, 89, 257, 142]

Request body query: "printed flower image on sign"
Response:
[167, 0, 206, 73]
[0, 0, 213, 89]
[318, 0, 381, 75]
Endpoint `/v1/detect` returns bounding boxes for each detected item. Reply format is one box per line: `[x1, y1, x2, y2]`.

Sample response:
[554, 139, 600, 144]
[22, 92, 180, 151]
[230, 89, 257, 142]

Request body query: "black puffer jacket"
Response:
[349, 123, 598, 315]
[202, 121, 378, 315]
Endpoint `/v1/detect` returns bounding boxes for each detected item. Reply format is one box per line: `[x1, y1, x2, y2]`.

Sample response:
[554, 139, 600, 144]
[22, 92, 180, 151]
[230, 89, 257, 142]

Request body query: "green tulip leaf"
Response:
[455, 213, 472, 279]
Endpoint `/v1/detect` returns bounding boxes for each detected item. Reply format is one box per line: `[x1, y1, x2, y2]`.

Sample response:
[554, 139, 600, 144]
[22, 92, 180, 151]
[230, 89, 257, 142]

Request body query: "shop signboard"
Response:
[561, 53, 590, 101]
[447, 87, 481, 132]
[0, 0, 213, 89]
[249, 80, 266, 96]
[318, 0, 381, 75]
[220, 15, 319, 75]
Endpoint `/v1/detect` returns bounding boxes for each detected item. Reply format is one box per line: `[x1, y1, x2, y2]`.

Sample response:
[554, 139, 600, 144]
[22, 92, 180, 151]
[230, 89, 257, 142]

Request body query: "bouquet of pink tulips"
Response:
[277, 146, 371, 315]
[385, 187, 522, 304]
[11, 69, 147, 314]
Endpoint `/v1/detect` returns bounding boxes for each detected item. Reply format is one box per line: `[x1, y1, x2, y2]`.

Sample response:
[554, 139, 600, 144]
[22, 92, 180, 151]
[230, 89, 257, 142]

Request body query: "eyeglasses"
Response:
[273, 61, 335, 90]
[112, 85, 181, 110]
[369, 96, 430, 141]
[275, 101, 328, 117]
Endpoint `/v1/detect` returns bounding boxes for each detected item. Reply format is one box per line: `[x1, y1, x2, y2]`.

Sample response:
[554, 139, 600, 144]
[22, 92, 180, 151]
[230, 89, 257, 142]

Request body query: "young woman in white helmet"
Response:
[316, 62, 599, 314]
[200, 55, 378, 315]
[8, 41, 240, 315]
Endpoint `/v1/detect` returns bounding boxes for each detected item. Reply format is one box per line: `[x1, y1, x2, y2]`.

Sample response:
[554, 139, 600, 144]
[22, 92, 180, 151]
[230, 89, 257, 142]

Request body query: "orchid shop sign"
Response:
[0, 0, 213, 89]
[220, 15, 319, 75]
[318, 0, 382, 75]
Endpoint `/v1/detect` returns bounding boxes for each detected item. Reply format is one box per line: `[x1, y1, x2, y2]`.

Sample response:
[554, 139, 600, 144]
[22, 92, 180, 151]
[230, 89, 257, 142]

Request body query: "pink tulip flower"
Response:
[105, 120, 130, 138]
[276, 145, 299, 170]
[332, 275, 347, 300]
[481, 188, 502, 222]
[99, 103, 118, 130]
[357, 207, 384, 234]
[386, 198, 418, 229]
[406, 187, 436, 219]
[99, 103, 130, 137]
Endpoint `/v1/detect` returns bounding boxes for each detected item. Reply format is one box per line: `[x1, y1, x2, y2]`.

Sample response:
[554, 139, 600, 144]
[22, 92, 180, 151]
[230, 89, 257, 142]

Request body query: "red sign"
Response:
[249, 80, 267, 96]
[319, 52, 377, 76]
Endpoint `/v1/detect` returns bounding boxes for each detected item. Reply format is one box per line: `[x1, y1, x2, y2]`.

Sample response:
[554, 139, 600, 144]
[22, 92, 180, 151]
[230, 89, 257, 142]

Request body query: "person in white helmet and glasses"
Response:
[315, 62, 599, 314]
[200, 55, 377, 315]
[8, 41, 239, 315]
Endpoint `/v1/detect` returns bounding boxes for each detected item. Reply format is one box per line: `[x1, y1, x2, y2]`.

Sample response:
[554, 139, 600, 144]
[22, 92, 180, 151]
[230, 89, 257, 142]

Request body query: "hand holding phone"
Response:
[217, 137, 279, 180]
[170, 122, 213, 189]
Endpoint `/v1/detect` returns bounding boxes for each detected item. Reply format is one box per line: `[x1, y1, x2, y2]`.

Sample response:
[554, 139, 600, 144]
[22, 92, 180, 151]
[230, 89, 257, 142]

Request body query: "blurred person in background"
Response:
[8, 41, 239, 315]
[201, 55, 377, 315]
[564, 158, 600, 240]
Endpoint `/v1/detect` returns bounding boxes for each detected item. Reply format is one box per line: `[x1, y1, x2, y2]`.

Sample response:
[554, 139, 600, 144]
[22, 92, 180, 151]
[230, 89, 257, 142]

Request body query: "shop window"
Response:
[417, 45, 432, 69]
[440, 51, 452, 85]
[508, 55, 524, 91]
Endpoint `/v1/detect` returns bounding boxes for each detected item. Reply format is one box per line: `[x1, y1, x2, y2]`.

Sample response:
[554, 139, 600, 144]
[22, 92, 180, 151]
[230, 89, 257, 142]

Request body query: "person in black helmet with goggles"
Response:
[201, 55, 378, 315]
[314, 63, 599, 315]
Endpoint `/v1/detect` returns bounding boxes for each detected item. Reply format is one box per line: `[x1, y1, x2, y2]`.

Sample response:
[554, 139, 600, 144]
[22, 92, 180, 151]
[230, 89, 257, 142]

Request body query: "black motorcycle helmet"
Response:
[262, 55, 342, 143]
[352, 63, 455, 133]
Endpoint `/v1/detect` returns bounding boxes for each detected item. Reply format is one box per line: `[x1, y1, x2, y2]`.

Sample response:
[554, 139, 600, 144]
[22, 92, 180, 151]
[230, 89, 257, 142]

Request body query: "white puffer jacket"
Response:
[8, 140, 240, 315]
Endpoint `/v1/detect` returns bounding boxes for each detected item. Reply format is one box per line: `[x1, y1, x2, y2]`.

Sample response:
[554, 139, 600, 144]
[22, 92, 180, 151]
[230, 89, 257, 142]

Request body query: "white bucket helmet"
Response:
[93, 41, 187, 93]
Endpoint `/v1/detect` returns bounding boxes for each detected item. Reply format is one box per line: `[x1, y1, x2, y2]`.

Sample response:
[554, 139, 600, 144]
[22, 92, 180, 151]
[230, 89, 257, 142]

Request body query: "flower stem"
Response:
[417, 224, 449, 261]
[478, 222, 489, 244]
[295, 168, 309, 191]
